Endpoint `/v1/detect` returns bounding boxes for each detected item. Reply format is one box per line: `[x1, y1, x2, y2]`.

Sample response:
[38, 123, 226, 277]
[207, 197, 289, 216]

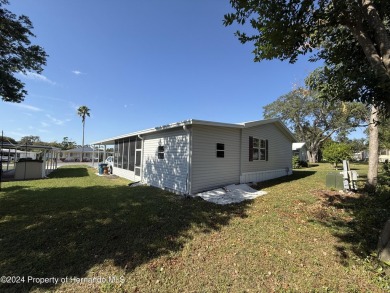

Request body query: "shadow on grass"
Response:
[309, 188, 390, 263]
[254, 170, 316, 189]
[0, 171, 250, 292]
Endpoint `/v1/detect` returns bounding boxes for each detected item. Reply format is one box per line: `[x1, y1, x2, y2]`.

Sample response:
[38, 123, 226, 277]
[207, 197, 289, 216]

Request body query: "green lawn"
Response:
[0, 164, 389, 292]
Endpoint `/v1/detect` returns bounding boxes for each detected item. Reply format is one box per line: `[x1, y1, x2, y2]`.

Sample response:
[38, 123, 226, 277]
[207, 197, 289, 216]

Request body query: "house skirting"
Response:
[240, 168, 292, 184]
[112, 167, 141, 182]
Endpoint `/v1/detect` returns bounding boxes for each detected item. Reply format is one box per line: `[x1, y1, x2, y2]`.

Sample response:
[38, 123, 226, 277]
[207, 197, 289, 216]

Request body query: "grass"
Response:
[0, 164, 389, 292]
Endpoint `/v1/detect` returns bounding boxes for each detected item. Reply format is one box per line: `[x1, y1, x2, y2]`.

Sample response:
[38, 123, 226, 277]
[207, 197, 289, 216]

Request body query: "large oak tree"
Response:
[224, 0, 390, 110]
[263, 88, 367, 163]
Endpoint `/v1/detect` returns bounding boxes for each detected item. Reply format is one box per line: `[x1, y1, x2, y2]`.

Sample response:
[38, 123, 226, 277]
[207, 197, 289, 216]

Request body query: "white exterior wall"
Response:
[142, 128, 189, 194]
[240, 123, 293, 183]
[190, 125, 241, 194]
[105, 120, 294, 195]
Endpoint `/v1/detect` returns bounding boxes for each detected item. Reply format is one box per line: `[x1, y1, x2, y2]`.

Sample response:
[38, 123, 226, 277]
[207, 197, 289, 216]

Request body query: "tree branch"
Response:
[348, 21, 390, 88]
[361, 0, 390, 72]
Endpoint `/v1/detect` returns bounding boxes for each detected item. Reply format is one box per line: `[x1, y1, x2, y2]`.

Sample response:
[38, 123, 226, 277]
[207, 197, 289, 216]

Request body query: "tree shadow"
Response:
[308, 189, 390, 264]
[0, 180, 249, 292]
[253, 170, 316, 189]
[142, 135, 189, 194]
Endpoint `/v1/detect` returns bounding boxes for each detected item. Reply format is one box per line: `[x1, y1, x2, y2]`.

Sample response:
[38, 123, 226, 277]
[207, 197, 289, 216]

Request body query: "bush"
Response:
[292, 156, 308, 168]
[292, 155, 300, 169]
[322, 142, 352, 169]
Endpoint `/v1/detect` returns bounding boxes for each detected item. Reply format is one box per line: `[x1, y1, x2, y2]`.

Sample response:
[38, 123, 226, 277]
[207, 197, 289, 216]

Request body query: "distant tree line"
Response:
[1, 135, 78, 150]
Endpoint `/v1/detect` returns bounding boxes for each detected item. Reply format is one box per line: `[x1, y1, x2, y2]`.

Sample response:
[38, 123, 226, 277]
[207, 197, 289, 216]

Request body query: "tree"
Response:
[379, 117, 390, 150]
[366, 105, 380, 186]
[322, 142, 352, 169]
[60, 136, 76, 150]
[77, 106, 90, 161]
[348, 138, 368, 154]
[224, 0, 390, 111]
[263, 87, 367, 163]
[306, 65, 383, 187]
[0, 135, 17, 145]
[0, 0, 47, 103]
[19, 135, 41, 145]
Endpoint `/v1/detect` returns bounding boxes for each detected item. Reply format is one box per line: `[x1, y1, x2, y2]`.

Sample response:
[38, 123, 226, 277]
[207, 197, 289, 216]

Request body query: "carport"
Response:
[0, 144, 60, 187]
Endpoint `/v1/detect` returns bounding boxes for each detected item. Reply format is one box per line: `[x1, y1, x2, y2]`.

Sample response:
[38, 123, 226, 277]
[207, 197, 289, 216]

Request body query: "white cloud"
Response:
[41, 121, 49, 127]
[46, 114, 67, 126]
[20, 71, 56, 85]
[72, 70, 85, 75]
[10, 103, 43, 112]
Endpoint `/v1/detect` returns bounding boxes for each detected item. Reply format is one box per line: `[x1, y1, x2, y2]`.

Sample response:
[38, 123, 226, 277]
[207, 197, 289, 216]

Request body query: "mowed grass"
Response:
[0, 164, 389, 292]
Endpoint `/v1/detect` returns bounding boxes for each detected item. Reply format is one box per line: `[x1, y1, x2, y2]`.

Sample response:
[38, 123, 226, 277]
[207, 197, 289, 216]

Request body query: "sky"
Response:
[0, 0, 365, 145]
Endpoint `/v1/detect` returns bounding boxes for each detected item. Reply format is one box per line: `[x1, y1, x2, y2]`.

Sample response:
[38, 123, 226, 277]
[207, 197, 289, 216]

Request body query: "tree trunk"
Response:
[307, 150, 317, 163]
[367, 105, 379, 188]
[81, 120, 85, 162]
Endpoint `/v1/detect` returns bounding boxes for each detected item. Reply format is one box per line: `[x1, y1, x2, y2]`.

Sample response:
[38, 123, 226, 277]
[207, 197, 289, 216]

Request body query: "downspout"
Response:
[138, 134, 144, 183]
[183, 125, 192, 195]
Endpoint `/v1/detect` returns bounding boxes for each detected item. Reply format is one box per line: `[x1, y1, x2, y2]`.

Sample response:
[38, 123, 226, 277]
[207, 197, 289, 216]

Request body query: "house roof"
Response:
[0, 143, 60, 151]
[292, 142, 306, 150]
[92, 118, 296, 145]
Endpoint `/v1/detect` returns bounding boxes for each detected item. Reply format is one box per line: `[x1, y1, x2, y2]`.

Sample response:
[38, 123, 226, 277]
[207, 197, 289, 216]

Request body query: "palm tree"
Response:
[77, 105, 91, 162]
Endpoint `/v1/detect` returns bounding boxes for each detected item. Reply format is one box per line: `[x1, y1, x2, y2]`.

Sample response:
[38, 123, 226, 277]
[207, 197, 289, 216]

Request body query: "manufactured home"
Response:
[93, 119, 296, 194]
[292, 142, 308, 162]
[60, 146, 95, 162]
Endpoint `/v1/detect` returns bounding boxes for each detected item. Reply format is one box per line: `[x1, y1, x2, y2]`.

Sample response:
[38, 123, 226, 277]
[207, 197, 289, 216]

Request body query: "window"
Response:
[259, 139, 266, 160]
[249, 136, 268, 161]
[158, 146, 165, 159]
[216, 143, 225, 158]
[253, 138, 259, 160]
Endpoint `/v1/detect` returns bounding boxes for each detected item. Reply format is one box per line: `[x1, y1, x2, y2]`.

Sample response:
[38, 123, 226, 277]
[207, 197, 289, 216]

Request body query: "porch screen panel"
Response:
[129, 137, 135, 171]
[123, 138, 129, 169]
[135, 150, 141, 167]
[114, 140, 119, 167]
[118, 139, 123, 168]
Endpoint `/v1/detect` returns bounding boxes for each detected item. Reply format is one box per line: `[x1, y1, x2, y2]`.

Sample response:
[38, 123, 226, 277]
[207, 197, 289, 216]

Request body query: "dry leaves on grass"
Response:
[307, 189, 357, 222]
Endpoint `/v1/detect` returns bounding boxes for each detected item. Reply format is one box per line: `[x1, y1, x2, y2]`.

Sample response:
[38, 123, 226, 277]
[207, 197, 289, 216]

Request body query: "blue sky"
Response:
[1, 1, 363, 144]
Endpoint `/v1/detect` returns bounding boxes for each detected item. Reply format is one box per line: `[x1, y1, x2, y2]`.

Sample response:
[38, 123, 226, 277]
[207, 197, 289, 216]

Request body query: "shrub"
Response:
[322, 142, 352, 169]
[292, 155, 300, 169]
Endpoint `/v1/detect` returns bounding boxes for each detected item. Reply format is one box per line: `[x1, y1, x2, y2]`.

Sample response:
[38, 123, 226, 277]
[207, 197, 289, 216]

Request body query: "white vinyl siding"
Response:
[142, 129, 189, 193]
[191, 125, 241, 193]
[112, 167, 137, 181]
[241, 123, 293, 174]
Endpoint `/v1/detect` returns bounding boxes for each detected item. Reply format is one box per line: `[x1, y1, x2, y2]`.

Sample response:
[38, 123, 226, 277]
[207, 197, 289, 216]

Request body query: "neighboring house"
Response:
[292, 142, 307, 162]
[93, 118, 296, 195]
[379, 149, 390, 163]
[61, 146, 95, 162]
[1, 148, 37, 161]
[353, 150, 368, 161]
